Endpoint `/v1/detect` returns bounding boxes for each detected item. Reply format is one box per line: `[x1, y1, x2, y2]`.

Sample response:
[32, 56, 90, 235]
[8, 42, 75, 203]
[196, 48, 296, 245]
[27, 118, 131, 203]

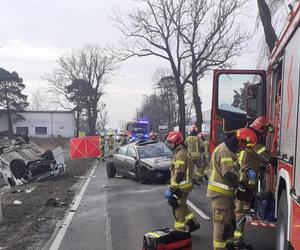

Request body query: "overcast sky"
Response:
[0, 0, 272, 129]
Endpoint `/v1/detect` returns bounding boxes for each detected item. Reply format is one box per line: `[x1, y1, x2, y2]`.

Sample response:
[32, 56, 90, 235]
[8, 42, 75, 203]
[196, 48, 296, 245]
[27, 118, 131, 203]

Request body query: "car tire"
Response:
[276, 190, 288, 250]
[135, 164, 141, 181]
[7, 177, 16, 187]
[106, 161, 116, 178]
[139, 165, 152, 184]
[10, 158, 26, 179]
[41, 150, 54, 161]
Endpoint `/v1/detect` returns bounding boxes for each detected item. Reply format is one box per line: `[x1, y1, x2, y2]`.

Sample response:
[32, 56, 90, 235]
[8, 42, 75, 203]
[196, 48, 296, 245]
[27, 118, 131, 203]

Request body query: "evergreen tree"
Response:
[0, 68, 28, 138]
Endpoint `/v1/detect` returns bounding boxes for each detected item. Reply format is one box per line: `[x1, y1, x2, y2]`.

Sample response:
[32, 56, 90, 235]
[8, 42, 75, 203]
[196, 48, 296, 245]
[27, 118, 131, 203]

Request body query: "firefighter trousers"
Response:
[174, 192, 199, 231]
[234, 198, 252, 246]
[211, 196, 236, 250]
[188, 158, 202, 180]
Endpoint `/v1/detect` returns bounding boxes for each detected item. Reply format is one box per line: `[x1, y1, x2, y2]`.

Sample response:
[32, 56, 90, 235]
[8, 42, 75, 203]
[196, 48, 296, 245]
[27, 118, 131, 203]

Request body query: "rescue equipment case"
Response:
[142, 228, 192, 250]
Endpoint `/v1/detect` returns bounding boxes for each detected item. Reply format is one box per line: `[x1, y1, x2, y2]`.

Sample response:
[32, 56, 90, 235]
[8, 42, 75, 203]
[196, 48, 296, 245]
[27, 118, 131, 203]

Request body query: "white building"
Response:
[0, 110, 76, 138]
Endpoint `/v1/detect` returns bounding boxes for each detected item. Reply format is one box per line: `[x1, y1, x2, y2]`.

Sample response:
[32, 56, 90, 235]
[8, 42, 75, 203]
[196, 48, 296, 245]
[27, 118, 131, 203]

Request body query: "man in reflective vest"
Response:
[198, 132, 210, 180]
[234, 116, 276, 247]
[165, 131, 200, 233]
[185, 125, 204, 183]
[98, 133, 105, 161]
[207, 128, 257, 250]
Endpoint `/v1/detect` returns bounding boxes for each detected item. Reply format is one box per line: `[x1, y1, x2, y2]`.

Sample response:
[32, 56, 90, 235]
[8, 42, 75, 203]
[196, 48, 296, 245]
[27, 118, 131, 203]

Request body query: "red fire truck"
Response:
[209, 2, 300, 249]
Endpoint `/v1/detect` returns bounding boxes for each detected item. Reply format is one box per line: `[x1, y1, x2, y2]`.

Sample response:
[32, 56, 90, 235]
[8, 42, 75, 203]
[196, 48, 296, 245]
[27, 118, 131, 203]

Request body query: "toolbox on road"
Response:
[143, 228, 192, 250]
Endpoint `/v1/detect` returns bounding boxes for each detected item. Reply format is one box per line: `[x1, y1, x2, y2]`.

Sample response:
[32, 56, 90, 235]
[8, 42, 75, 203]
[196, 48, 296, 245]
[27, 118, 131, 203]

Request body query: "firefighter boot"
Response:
[186, 219, 200, 233]
[234, 243, 253, 250]
[185, 213, 200, 233]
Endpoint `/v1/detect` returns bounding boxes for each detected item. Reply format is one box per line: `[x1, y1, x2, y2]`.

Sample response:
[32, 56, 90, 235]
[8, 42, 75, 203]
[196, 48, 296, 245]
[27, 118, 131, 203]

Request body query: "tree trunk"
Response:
[7, 110, 13, 138]
[88, 104, 98, 135]
[257, 0, 278, 53]
[176, 83, 186, 137]
[191, 72, 203, 132]
[4, 90, 13, 138]
[75, 109, 80, 137]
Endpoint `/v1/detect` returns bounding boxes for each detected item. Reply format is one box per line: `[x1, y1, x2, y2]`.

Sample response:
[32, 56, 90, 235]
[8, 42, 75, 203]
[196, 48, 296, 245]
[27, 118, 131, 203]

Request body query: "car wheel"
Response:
[139, 166, 152, 184]
[41, 150, 54, 161]
[276, 190, 288, 250]
[106, 161, 116, 178]
[10, 158, 26, 179]
[135, 164, 141, 181]
[7, 177, 16, 187]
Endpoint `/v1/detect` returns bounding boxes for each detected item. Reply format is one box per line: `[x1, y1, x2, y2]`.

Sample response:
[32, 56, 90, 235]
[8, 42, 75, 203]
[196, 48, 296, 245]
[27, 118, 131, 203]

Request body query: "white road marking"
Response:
[106, 214, 113, 250]
[49, 164, 98, 250]
[187, 200, 210, 220]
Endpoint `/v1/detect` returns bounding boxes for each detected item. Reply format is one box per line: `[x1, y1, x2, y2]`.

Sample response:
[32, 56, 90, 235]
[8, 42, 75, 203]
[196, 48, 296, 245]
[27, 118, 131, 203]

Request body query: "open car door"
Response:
[210, 69, 266, 153]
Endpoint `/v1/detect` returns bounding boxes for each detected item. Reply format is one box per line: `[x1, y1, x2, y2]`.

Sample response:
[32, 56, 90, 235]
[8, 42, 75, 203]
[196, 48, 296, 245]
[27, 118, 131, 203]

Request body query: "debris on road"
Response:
[25, 187, 35, 193]
[12, 200, 22, 205]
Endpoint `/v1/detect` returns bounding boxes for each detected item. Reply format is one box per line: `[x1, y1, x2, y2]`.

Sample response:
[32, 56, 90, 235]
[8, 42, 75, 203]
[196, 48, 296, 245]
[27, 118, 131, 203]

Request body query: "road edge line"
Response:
[49, 163, 98, 250]
[187, 200, 210, 220]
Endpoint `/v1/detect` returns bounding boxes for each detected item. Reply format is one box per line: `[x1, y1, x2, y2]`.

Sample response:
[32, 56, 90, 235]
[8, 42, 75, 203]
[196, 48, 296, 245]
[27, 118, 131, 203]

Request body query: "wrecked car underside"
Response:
[0, 137, 65, 187]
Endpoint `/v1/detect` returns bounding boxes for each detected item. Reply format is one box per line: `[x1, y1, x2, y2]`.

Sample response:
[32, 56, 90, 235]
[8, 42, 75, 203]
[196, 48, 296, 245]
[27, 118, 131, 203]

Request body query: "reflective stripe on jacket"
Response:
[238, 143, 273, 183]
[185, 136, 201, 159]
[170, 145, 192, 192]
[207, 143, 239, 198]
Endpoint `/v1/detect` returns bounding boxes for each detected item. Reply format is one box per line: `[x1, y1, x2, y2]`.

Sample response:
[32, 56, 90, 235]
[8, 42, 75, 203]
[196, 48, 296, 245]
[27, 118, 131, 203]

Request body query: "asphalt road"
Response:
[53, 162, 276, 250]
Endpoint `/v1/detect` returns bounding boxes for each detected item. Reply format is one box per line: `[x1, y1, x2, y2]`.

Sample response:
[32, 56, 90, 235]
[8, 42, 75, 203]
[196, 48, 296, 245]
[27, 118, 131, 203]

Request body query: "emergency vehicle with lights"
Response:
[209, 2, 300, 249]
[126, 120, 150, 140]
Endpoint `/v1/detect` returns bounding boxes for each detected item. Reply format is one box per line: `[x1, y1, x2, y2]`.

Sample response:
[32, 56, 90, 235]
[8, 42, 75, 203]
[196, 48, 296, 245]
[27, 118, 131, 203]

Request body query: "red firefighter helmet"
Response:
[250, 116, 274, 133]
[190, 125, 198, 133]
[166, 131, 184, 146]
[236, 128, 257, 148]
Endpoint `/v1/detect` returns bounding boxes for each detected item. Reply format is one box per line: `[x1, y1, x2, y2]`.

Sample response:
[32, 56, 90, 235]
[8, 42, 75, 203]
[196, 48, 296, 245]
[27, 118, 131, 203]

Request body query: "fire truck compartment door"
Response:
[279, 28, 300, 197]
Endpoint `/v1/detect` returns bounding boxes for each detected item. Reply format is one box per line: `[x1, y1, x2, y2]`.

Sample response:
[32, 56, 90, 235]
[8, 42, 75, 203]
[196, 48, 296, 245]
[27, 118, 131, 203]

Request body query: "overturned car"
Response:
[0, 137, 65, 187]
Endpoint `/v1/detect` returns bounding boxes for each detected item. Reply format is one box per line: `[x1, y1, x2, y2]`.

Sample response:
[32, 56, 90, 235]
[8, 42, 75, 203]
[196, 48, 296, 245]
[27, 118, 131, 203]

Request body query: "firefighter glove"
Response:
[236, 182, 248, 201]
[167, 195, 179, 210]
[164, 190, 173, 199]
[247, 169, 257, 181]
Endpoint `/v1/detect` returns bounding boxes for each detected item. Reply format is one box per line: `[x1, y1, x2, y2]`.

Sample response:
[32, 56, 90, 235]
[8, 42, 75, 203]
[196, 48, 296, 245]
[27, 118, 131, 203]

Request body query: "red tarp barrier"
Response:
[70, 136, 101, 159]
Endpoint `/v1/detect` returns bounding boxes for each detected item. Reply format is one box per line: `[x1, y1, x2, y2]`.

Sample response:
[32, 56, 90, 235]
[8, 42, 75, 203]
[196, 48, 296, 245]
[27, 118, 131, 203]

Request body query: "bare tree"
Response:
[29, 90, 49, 111]
[114, 0, 248, 134]
[177, 0, 248, 130]
[114, 0, 190, 135]
[155, 74, 178, 129]
[45, 45, 118, 135]
[98, 102, 109, 132]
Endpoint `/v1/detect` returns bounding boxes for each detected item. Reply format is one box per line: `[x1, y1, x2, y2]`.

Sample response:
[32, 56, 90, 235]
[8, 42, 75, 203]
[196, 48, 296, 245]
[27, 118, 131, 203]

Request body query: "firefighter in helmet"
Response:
[164, 131, 200, 233]
[198, 132, 210, 180]
[99, 132, 105, 160]
[106, 132, 115, 156]
[207, 128, 257, 250]
[234, 116, 276, 247]
[185, 125, 204, 183]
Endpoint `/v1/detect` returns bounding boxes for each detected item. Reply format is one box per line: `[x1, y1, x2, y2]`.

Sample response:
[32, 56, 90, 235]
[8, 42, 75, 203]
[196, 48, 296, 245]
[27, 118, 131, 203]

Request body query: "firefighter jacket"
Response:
[238, 143, 273, 184]
[185, 136, 204, 160]
[170, 144, 193, 193]
[207, 142, 240, 198]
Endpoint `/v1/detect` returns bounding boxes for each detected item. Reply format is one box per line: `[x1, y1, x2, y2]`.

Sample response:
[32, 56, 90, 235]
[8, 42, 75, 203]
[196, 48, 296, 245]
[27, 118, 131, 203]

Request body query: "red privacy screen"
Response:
[70, 136, 101, 159]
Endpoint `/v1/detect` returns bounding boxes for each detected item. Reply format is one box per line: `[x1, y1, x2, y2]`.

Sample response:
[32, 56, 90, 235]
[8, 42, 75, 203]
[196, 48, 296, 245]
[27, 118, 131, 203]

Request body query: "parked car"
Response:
[106, 140, 173, 183]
